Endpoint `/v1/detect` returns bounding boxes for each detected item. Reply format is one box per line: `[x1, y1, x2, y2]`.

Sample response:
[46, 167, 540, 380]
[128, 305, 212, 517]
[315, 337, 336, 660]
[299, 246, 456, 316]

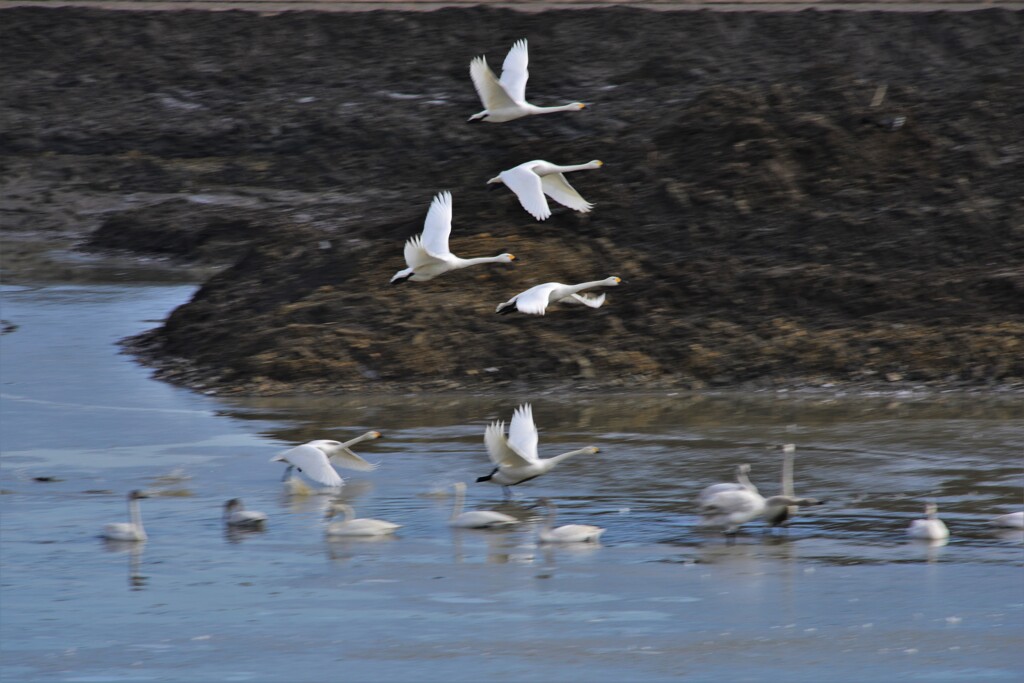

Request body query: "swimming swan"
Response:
[223, 498, 267, 528]
[487, 160, 603, 221]
[390, 191, 515, 284]
[762, 444, 822, 528]
[537, 498, 605, 543]
[324, 503, 401, 537]
[477, 403, 599, 496]
[907, 502, 950, 540]
[989, 511, 1024, 529]
[468, 39, 586, 123]
[272, 431, 383, 493]
[699, 486, 820, 536]
[102, 490, 149, 542]
[495, 277, 621, 315]
[449, 481, 519, 528]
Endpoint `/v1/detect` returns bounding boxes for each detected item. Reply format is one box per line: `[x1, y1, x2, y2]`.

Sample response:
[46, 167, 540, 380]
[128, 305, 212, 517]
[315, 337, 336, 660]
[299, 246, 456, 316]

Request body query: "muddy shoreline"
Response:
[2, 6, 1022, 395]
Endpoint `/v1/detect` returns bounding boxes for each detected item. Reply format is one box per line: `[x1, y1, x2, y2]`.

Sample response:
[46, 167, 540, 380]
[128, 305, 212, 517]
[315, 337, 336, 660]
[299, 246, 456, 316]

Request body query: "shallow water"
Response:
[1, 279, 1022, 683]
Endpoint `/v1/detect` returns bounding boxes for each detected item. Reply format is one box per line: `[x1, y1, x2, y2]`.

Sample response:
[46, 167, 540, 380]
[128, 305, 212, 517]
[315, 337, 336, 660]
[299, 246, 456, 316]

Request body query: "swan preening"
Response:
[477, 403, 599, 496]
[468, 39, 586, 123]
[488, 160, 603, 221]
[324, 503, 401, 537]
[271, 431, 383, 494]
[390, 191, 515, 284]
[223, 498, 267, 529]
[102, 490, 149, 542]
[537, 498, 604, 543]
[449, 481, 519, 528]
[496, 276, 621, 315]
[907, 502, 950, 541]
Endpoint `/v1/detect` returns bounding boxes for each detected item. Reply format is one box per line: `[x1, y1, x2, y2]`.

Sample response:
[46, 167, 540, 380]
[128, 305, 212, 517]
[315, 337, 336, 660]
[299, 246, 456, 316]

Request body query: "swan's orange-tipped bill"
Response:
[509, 254, 517, 261]
[612, 277, 621, 283]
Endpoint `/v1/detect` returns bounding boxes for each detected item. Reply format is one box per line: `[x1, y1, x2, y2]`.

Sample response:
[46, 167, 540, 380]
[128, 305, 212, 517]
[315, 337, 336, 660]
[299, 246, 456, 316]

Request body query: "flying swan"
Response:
[390, 191, 515, 284]
[223, 498, 267, 529]
[495, 277, 621, 315]
[476, 403, 599, 497]
[537, 498, 605, 543]
[449, 481, 519, 528]
[271, 431, 383, 494]
[487, 160, 603, 221]
[468, 39, 586, 123]
[101, 490, 150, 542]
[907, 502, 950, 541]
[324, 502, 401, 537]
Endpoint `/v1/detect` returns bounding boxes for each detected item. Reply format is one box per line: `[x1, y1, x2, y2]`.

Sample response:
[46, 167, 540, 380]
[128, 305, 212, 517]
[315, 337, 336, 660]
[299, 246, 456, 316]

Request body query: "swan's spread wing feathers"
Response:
[484, 421, 533, 468]
[499, 39, 529, 103]
[507, 404, 540, 463]
[541, 173, 593, 213]
[701, 489, 761, 517]
[403, 235, 447, 270]
[420, 191, 453, 258]
[500, 166, 550, 221]
[470, 56, 518, 111]
[513, 283, 559, 315]
[565, 292, 606, 308]
[328, 446, 379, 472]
[274, 444, 343, 487]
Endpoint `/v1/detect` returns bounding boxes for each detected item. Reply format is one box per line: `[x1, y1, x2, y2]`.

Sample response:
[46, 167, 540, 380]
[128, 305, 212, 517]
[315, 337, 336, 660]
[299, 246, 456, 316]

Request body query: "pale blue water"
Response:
[1, 279, 1022, 683]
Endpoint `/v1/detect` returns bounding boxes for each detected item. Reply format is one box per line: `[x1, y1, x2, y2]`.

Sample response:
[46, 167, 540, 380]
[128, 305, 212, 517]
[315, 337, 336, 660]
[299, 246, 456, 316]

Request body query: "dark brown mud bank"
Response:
[3, 7, 1022, 394]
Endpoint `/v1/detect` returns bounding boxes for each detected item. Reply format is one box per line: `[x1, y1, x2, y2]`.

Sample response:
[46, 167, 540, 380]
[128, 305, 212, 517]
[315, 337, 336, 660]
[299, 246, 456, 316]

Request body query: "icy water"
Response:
[2, 278, 1023, 683]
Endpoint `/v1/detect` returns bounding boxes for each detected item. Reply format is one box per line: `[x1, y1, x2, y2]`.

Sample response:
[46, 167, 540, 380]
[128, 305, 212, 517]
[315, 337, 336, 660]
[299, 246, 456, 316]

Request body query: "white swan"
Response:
[324, 503, 401, 537]
[989, 511, 1024, 529]
[537, 498, 604, 543]
[699, 486, 820, 536]
[495, 276, 621, 315]
[102, 490, 149, 542]
[487, 160, 603, 221]
[476, 403, 598, 496]
[223, 498, 267, 528]
[468, 39, 586, 123]
[449, 481, 519, 529]
[272, 431, 383, 494]
[698, 463, 759, 506]
[762, 444, 823, 528]
[907, 502, 950, 541]
[390, 191, 515, 284]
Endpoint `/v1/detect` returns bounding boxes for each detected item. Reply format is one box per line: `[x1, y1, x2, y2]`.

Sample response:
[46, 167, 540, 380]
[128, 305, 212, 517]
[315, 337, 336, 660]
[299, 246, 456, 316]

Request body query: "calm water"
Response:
[1, 280, 1022, 683]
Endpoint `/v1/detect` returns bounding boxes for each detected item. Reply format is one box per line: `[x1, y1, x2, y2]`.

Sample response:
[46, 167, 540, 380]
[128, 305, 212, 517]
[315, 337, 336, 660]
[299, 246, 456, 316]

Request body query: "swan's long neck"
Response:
[455, 255, 510, 267]
[781, 447, 795, 498]
[343, 432, 376, 449]
[129, 497, 144, 532]
[543, 503, 558, 532]
[529, 103, 585, 115]
[737, 468, 757, 493]
[545, 161, 601, 174]
[567, 280, 610, 297]
[547, 447, 592, 470]
[451, 485, 466, 521]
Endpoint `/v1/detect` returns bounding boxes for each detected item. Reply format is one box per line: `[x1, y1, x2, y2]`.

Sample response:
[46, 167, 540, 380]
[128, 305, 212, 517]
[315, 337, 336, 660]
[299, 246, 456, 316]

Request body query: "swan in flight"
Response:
[989, 511, 1024, 529]
[699, 485, 821, 537]
[390, 191, 515, 284]
[907, 502, 950, 541]
[495, 277, 621, 315]
[102, 490, 149, 542]
[468, 39, 586, 123]
[324, 502, 401, 537]
[537, 498, 604, 543]
[449, 481, 519, 529]
[272, 431, 383, 494]
[476, 403, 599, 496]
[223, 498, 267, 529]
[487, 160, 603, 221]
[698, 463, 759, 506]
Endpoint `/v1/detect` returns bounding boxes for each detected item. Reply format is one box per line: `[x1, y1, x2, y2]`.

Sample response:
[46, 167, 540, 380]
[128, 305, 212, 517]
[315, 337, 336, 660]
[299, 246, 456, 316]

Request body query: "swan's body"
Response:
[488, 160, 603, 221]
[223, 498, 267, 528]
[698, 463, 759, 506]
[990, 511, 1024, 529]
[700, 487, 820, 536]
[449, 481, 518, 528]
[273, 431, 383, 494]
[477, 403, 598, 496]
[324, 503, 400, 537]
[102, 490, 149, 542]
[390, 191, 515, 284]
[496, 277, 621, 316]
[468, 39, 586, 123]
[907, 502, 950, 540]
[537, 498, 604, 543]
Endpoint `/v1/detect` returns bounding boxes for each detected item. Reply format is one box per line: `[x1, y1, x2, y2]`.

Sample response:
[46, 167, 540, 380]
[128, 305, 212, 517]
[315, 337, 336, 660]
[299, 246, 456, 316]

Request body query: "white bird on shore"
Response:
[699, 486, 820, 537]
[537, 498, 604, 543]
[390, 191, 515, 284]
[102, 490, 149, 542]
[324, 503, 400, 537]
[449, 481, 519, 529]
[223, 498, 267, 529]
[487, 159, 603, 221]
[272, 431, 383, 494]
[468, 39, 586, 123]
[989, 511, 1024, 529]
[495, 277, 621, 315]
[698, 463, 759, 506]
[476, 403, 599, 497]
[907, 502, 950, 541]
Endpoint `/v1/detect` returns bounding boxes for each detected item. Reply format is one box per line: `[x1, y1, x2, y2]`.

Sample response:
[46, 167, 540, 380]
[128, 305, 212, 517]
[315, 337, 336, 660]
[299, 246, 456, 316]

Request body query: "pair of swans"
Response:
[477, 403, 599, 496]
[270, 431, 383, 494]
[449, 483, 601, 542]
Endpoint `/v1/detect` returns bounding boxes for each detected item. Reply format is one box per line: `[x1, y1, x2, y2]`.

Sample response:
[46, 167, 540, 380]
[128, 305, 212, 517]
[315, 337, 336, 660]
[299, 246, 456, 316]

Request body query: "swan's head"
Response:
[486, 175, 504, 187]
[499, 253, 517, 262]
[325, 502, 355, 520]
[128, 490, 150, 500]
[782, 444, 795, 454]
[736, 463, 751, 475]
[452, 481, 467, 494]
[924, 502, 939, 516]
[604, 276, 622, 287]
[224, 498, 242, 511]
[589, 160, 604, 168]
[587, 446, 600, 454]
[574, 103, 587, 110]
[366, 431, 382, 440]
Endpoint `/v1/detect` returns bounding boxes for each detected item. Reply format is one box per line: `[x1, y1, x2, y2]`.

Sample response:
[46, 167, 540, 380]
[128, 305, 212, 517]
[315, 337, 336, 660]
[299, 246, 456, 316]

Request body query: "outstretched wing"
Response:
[499, 165, 550, 221]
[419, 191, 454, 257]
[507, 403, 540, 463]
[403, 235, 447, 271]
[328, 446, 379, 472]
[485, 420, 533, 468]
[541, 173, 594, 213]
[565, 292, 606, 308]
[511, 283, 559, 315]
[272, 444, 343, 487]
[499, 39, 530, 104]
[470, 56, 518, 111]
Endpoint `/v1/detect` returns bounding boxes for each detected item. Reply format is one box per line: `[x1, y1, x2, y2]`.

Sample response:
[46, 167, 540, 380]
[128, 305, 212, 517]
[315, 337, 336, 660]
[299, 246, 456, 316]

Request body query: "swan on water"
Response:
[989, 511, 1024, 529]
[495, 277, 621, 315]
[101, 490, 150, 542]
[487, 160, 603, 221]
[907, 502, 950, 541]
[223, 498, 267, 529]
[699, 485, 821, 537]
[537, 498, 604, 543]
[449, 481, 519, 528]
[272, 431, 383, 495]
[468, 39, 586, 123]
[762, 444, 822, 529]
[390, 191, 515, 284]
[476, 403, 599, 497]
[324, 502, 401, 537]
